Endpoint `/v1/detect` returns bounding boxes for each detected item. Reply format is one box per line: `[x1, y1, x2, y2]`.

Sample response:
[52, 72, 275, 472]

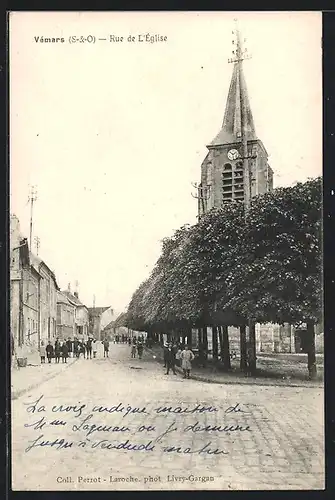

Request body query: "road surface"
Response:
[11, 343, 324, 491]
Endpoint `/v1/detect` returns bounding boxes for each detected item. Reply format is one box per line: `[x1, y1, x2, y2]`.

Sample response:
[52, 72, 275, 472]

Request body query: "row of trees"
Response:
[125, 178, 322, 379]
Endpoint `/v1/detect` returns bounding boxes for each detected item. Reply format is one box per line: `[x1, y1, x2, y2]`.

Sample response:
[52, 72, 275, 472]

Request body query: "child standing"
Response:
[61, 341, 69, 363]
[46, 341, 54, 363]
[137, 340, 144, 360]
[92, 340, 98, 358]
[181, 345, 195, 379]
[54, 340, 61, 364]
[175, 346, 182, 367]
[40, 341, 46, 363]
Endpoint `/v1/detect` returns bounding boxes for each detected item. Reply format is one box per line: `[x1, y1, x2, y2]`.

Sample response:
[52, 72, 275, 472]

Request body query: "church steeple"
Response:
[209, 23, 256, 147]
[196, 20, 273, 219]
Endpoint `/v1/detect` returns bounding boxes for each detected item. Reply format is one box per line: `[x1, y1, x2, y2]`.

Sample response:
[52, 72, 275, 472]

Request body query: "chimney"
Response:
[74, 291, 78, 299]
[67, 283, 71, 292]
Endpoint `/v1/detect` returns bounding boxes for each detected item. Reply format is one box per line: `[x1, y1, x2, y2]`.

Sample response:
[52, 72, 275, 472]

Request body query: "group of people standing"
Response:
[163, 342, 195, 379]
[39, 339, 71, 364]
[39, 337, 103, 364]
[113, 334, 131, 344]
[130, 336, 144, 359]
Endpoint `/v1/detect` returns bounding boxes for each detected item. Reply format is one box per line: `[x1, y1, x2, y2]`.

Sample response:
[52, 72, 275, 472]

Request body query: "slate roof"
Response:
[57, 290, 74, 306]
[62, 291, 87, 308]
[87, 306, 110, 317]
[102, 312, 127, 331]
[30, 252, 59, 290]
[209, 57, 257, 147]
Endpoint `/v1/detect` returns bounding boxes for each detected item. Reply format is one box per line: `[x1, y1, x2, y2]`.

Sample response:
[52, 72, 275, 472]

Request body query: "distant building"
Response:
[56, 291, 76, 340]
[22, 257, 41, 346]
[88, 306, 111, 340]
[30, 254, 59, 345]
[101, 321, 115, 340]
[62, 289, 89, 339]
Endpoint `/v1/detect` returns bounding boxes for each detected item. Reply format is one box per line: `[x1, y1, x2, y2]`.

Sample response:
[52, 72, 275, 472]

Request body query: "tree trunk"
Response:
[202, 327, 208, 359]
[248, 320, 257, 375]
[185, 325, 192, 347]
[306, 320, 317, 380]
[197, 328, 202, 348]
[240, 325, 247, 372]
[212, 326, 218, 360]
[221, 325, 231, 370]
[218, 326, 224, 362]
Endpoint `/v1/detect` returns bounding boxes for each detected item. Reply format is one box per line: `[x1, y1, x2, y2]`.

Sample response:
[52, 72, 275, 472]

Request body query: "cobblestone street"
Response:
[11, 344, 324, 491]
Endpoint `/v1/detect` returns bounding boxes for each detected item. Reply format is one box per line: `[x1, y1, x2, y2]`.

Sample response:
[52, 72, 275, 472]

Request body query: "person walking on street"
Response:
[81, 340, 88, 359]
[181, 345, 195, 379]
[46, 341, 54, 363]
[103, 339, 109, 358]
[163, 342, 169, 368]
[54, 340, 61, 364]
[74, 338, 80, 359]
[86, 338, 93, 359]
[165, 343, 177, 375]
[175, 346, 182, 367]
[39, 341, 46, 364]
[131, 343, 136, 358]
[61, 341, 69, 363]
[137, 340, 144, 360]
[92, 339, 98, 358]
[66, 338, 73, 358]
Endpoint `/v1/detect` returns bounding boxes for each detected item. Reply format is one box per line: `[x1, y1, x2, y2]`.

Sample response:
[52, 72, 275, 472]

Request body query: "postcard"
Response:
[9, 11, 323, 491]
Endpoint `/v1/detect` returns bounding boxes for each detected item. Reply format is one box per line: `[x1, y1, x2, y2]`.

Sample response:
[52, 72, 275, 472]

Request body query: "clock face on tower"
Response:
[227, 149, 239, 161]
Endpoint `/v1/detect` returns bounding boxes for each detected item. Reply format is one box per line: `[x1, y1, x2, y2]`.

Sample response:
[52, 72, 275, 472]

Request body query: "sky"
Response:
[10, 11, 322, 313]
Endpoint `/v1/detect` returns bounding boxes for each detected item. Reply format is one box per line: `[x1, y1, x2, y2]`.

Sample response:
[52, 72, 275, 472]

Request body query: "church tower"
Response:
[197, 23, 274, 218]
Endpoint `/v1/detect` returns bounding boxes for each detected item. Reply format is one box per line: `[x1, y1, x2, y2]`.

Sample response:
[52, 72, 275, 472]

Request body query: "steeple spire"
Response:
[209, 20, 256, 147]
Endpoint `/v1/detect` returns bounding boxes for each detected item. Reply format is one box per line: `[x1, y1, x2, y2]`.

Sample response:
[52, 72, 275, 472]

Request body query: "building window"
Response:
[224, 163, 232, 171]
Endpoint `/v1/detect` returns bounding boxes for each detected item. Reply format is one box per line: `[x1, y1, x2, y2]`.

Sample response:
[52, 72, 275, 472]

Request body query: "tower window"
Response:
[224, 163, 232, 171]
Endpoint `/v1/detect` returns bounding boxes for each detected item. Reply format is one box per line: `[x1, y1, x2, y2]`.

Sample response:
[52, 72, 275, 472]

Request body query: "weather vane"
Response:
[228, 19, 252, 64]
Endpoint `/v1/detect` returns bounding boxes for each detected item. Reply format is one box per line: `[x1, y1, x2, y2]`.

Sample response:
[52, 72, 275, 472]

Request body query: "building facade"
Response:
[10, 215, 31, 355]
[56, 291, 76, 340]
[62, 290, 89, 340]
[22, 262, 41, 346]
[39, 261, 58, 345]
[29, 254, 59, 346]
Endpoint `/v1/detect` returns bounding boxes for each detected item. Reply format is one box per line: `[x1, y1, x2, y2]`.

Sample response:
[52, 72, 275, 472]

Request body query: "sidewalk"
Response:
[11, 357, 78, 400]
[144, 345, 323, 388]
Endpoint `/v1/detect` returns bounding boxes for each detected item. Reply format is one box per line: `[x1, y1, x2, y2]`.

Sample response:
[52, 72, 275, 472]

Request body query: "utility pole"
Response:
[34, 236, 40, 256]
[28, 185, 38, 252]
